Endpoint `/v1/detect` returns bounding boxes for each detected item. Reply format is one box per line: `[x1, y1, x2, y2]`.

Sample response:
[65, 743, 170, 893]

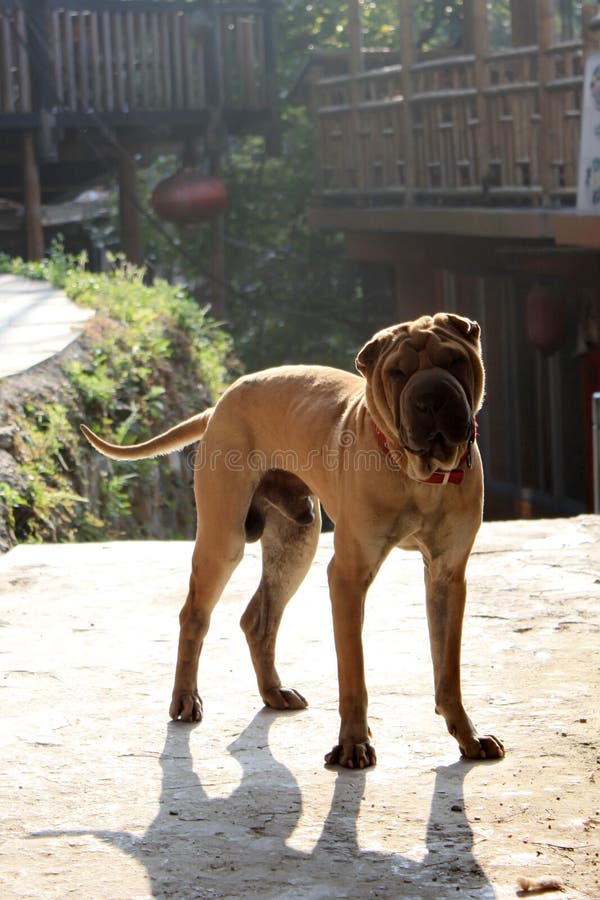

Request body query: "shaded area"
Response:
[32, 711, 496, 899]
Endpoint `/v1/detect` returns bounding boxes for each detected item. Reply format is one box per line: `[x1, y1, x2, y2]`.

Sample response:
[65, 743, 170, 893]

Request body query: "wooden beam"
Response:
[536, 0, 553, 206]
[117, 149, 143, 265]
[398, 0, 416, 202]
[313, 202, 600, 254]
[309, 202, 555, 238]
[23, 132, 44, 261]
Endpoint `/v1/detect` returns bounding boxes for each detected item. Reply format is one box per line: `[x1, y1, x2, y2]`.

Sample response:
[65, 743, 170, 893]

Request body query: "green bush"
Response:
[0, 242, 233, 546]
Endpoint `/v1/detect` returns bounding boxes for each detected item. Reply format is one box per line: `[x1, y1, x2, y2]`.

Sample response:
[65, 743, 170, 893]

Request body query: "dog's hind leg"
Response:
[170, 463, 252, 723]
[170, 528, 246, 722]
[241, 499, 321, 711]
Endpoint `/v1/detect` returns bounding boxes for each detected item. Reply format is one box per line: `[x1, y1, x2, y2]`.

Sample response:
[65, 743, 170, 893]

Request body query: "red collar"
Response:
[370, 417, 477, 485]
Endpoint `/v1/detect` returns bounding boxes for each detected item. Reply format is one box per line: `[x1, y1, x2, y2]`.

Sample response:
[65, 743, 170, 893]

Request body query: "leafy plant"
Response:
[0, 243, 232, 546]
[9, 402, 89, 543]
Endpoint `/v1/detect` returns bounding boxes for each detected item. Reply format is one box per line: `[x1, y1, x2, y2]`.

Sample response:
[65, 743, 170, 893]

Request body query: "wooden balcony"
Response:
[0, 0, 272, 122]
[0, 0, 277, 136]
[0, 0, 278, 259]
[313, 40, 585, 209]
[305, 1, 600, 253]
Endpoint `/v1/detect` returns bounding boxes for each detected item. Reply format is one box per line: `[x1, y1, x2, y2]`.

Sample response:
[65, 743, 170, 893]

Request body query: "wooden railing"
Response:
[544, 39, 585, 201]
[47, 0, 210, 114]
[220, 2, 269, 110]
[314, 39, 585, 207]
[0, 0, 273, 120]
[411, 54, 480, 197]
[482, 46, 542, 199]
[0, 0, 31, 113]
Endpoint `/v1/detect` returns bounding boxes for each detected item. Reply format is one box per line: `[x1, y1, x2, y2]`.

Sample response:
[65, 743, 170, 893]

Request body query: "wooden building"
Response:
[304, 0, 600, 517]
[0, 0, 278, 262]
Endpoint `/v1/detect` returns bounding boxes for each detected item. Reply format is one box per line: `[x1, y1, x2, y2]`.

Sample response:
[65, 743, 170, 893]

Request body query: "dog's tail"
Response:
[80, 409, 213, 460]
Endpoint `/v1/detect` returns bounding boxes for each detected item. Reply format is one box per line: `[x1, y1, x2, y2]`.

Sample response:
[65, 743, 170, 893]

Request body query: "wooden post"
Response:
[205, 0, 227, 319]
[23, 132, 44, 261]
[207, 135, 227, 320]
[27, 0, 56, 161]
[205, 73, 227, 317]
[468, 1, 489, 68]
[262, 0, 282, 155]
[347, 0, 363, 192]
[557, 0, 576, 41]
[398, 0, 416, 203]
[117, 148, 143, 265]
[307, 63, 326, 193]
[348, 0, 363, 75]
[463, 0, 474, 50]
[510, 1, 538, 46]
[536, 0, 554, 206]
[465, 0, 490, 192]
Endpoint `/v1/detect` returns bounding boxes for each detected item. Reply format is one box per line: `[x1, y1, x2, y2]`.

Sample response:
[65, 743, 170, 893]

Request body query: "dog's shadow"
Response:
[32, 710, 496, 898]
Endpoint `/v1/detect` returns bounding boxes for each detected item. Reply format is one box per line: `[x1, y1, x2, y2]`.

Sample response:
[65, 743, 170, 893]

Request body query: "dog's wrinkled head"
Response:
[356, 313, 484, 481]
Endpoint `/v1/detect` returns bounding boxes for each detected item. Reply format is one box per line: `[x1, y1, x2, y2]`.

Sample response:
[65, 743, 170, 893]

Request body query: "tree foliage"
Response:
[276, 0, 581, 65]
[277, 0, 517, 80]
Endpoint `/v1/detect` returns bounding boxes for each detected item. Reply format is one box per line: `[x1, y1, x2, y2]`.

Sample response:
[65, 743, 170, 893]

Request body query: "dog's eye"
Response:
[391, 368, 407, 381]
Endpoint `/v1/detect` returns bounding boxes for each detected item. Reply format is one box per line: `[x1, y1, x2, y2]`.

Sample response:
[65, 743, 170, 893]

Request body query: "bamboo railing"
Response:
[314, 38, 585, 207]
[220, 4, 267, 110]
[47, 1, 209, 114]
[0, 0, 31, 113]
[0, 0, 273, 120]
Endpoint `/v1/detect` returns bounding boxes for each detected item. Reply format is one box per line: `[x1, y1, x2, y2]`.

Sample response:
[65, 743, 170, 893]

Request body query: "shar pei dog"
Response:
[81, 312, 504, 768]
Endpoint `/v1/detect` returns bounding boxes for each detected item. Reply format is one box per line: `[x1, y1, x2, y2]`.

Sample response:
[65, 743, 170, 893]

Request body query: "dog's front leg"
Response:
[324, 545, 378, 769]
[424, 557, 504, 760]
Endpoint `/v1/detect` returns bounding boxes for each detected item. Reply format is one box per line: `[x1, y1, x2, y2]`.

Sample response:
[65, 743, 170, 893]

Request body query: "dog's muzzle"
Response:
[399, 368, 473, 461]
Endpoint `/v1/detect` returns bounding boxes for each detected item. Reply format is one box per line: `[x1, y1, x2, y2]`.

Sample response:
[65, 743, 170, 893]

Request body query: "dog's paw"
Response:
[324, 741, 377, 769]
[460, 733, 504, 760]
[169, 691, 203, 723]
[263, 687, 308, 711]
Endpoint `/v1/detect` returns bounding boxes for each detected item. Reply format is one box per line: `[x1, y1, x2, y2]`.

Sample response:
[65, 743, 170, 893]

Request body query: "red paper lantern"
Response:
[151, 171, 228, 224]
[526, 284, 567, 355]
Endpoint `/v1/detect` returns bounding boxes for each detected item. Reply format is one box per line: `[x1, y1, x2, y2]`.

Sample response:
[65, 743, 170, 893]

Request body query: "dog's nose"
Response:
[415, 394, 444, 416]
[401, 368, 472, 450]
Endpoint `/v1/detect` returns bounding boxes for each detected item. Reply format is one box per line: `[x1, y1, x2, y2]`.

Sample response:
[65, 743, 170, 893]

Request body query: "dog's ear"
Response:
[436, 313, 481, 346]
[355, 330, 394, 377]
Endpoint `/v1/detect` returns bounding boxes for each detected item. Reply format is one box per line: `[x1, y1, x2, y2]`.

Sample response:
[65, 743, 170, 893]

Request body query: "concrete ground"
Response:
[0, 274, 93, 378]
[0, 517, 599, 900]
